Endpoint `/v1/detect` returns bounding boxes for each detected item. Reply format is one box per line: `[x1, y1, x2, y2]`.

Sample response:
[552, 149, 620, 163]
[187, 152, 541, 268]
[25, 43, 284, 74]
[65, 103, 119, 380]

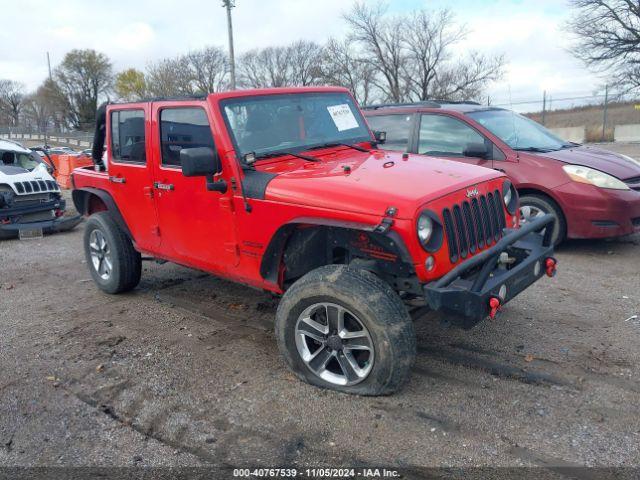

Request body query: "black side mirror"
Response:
[373, 130, 387, 144]
[463, 142, 489, 159]
[180, 147, 226, 193]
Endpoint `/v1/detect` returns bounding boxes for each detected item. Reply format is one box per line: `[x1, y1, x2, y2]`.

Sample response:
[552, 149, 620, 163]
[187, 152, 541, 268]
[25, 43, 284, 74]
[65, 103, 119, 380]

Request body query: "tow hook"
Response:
[488, 296, 502, 320]
[545, 257, 557, 277]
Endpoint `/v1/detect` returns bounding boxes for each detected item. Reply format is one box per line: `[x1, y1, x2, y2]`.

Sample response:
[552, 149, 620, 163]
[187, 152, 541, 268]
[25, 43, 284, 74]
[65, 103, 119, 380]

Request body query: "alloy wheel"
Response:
[295, 302, 374, 386]
[89, 229, 112, 280]
[519, 204, 547, 224]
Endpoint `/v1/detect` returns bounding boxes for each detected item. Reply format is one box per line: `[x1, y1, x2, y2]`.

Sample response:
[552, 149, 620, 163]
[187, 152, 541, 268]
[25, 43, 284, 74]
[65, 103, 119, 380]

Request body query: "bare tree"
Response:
[429, 52, 505, 101]
[344, 2, 406, 102]
[146, 56, 195, 97]
[54, 49, 113, 130]
[567, 0, 640, 92]
[0, 79, 26, 127]
[186, 46, 229, 93]
[288, 40, 324, 86]
[321, 38, 376, 105]
[345, 2, 504, 103]
[401, 9, 463, 101]
[237, 40, 324, 88]
[146, 46, 229, 96]
[238, 46, 293, 88]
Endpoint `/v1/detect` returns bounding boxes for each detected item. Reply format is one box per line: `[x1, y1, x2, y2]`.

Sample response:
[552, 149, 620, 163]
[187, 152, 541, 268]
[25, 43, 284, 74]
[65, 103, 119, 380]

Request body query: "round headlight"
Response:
[502, 180, 518, 215]
[503, 187, 512, 207]
[417, 214, 433, 244]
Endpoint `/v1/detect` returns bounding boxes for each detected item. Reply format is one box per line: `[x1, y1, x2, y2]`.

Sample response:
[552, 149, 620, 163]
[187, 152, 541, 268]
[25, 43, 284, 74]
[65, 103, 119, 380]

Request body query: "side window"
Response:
[366, 114, 412, 151]
[418, 114, 485, 157]
[111, 110, 146, 164]
[160, 108, 215, 167]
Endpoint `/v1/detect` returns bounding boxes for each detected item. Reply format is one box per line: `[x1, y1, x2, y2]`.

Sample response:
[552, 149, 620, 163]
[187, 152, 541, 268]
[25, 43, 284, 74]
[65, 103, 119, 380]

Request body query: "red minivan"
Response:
[365, 102, 640, 244]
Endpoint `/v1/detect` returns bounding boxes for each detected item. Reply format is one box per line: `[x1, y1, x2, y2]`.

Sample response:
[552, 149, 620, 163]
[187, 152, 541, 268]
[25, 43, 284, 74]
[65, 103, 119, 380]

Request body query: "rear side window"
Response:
[111, 110, 146, 164]
[366, 114, 412, 151]
[418, 114, 485, 157]
[160, 108, 215, 167]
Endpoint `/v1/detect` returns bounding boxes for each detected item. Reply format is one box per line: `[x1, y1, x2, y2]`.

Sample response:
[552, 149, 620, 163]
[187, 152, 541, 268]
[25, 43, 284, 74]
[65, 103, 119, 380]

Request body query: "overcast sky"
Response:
[0, 0, 606, 111]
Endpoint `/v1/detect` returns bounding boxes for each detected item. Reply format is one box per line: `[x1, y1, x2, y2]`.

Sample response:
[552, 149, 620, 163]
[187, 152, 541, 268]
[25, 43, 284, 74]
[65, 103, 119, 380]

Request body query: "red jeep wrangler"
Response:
[71, 87, 556, 395]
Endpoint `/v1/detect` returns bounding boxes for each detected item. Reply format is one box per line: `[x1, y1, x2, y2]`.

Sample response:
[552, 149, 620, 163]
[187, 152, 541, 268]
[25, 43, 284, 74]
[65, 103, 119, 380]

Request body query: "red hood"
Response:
[531, 145, 640, 181]
[261, 149, 503, 219]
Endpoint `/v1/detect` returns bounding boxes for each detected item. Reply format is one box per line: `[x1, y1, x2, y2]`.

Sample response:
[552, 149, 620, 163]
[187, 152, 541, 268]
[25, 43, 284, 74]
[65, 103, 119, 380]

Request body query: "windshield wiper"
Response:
[308, 142, 370, 153]
[513, 147, 555, 153]
[255, 151, 320, 162]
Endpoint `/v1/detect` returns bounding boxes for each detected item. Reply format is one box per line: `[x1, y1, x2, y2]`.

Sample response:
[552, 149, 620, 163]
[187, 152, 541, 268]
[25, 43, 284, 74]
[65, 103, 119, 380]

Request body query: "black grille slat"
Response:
[493, 189, 507, 232]
[15, 182, 25, 193]
[462, 201, 477, 253]
[443, 190, 507, 263]
[452, 205, 468, 259]
[479, 196, 493, 245]
[30, 181, 40, 192]
[443, 208, 458, 263]
[38, 180, 47, 190]
[24, 182, 33, 193]
[471, 198, 485, 248]
[486, 192, 499, 241]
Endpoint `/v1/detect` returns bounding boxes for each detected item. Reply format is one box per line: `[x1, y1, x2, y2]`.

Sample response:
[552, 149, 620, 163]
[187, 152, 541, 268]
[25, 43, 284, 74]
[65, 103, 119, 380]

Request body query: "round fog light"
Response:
[425, 256, 435, 271]
[534, 261, 541, 276]
[498, 284, 507, 301]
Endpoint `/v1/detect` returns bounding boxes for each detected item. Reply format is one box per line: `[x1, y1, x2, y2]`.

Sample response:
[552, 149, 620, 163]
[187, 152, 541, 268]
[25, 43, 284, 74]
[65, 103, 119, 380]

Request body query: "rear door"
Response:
[417, 114, 494, 168]
[149, 102, 238, 271]
[106, 105, 161, 251]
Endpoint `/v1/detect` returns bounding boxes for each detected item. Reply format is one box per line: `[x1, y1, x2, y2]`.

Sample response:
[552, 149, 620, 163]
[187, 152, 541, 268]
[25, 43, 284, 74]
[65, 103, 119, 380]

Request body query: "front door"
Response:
[150, 103, 238, 271]
[106, 105, 161, 252]
[416, 114, 493, 169]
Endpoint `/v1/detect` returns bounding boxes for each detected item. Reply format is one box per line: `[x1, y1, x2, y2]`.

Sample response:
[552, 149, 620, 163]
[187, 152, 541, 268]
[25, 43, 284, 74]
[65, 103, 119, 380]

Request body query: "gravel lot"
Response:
[1, 144, 639, 476]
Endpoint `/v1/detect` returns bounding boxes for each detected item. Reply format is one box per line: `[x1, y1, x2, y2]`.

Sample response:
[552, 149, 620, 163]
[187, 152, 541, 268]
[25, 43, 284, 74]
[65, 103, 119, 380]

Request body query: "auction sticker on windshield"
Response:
[327, 104, 359, 131]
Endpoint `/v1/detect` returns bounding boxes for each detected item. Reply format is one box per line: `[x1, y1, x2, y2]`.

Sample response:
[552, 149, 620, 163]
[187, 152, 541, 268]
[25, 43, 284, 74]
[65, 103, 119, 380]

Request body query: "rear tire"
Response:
[519, 193, 566, 245]
[83, 211, 141, 294]
[275, 265, 416, 396]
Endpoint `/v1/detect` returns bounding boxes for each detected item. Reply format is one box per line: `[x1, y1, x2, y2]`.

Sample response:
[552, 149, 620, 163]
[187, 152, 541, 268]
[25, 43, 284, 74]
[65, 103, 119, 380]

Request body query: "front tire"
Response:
[83, 211, 141, 294]
[275, 265, 416, 395]
[519, 193, 566, 245]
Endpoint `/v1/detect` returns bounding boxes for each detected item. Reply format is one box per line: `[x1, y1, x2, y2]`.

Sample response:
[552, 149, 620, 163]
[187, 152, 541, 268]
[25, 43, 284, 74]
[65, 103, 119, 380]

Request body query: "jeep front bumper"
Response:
[423, 215, 555, 329]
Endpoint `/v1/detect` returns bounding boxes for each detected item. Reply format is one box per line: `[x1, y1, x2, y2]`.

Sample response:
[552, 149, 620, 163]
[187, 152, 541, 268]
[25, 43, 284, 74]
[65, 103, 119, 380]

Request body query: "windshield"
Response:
[467, 109, 569, 151]
[221, 92, 371, 159]
[0, 151, 42, 171]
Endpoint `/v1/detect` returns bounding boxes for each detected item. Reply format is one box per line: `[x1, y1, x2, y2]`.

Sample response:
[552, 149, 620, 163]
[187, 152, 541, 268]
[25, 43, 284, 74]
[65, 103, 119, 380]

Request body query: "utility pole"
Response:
[602, 84, 609, 142]
[46, 52, 52, 80]
[222, 0, 237, 90]
[542, 90, 547, 125]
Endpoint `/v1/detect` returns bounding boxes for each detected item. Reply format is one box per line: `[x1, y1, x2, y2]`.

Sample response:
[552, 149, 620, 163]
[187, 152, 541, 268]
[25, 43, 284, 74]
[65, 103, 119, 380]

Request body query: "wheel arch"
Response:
[260, 218, 416, 292]
[72, 188, 133, 239]
[516, 187, 568, 242]
[517, 187, 566, 218]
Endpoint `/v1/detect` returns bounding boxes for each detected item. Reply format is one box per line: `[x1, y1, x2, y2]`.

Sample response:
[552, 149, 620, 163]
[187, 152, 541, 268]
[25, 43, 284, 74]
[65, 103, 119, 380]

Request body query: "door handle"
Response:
[153, 182, 174, 191]
[109, 176, 126, 183]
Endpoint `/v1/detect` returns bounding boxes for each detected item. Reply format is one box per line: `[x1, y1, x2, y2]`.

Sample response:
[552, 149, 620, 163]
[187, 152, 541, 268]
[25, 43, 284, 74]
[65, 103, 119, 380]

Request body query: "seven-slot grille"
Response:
[13, 180, 59, 194]
[442, 189, 507, 263]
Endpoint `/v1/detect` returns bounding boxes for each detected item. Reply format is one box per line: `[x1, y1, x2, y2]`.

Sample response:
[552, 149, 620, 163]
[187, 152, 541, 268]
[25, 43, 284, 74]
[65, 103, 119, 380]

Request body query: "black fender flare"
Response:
[72, 187, 133, 239]
[259, 217, 413, 285]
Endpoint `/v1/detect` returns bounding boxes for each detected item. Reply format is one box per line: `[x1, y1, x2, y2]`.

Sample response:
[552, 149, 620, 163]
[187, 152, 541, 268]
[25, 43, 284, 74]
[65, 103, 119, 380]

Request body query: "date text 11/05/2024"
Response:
[232, 468, 401, 478]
